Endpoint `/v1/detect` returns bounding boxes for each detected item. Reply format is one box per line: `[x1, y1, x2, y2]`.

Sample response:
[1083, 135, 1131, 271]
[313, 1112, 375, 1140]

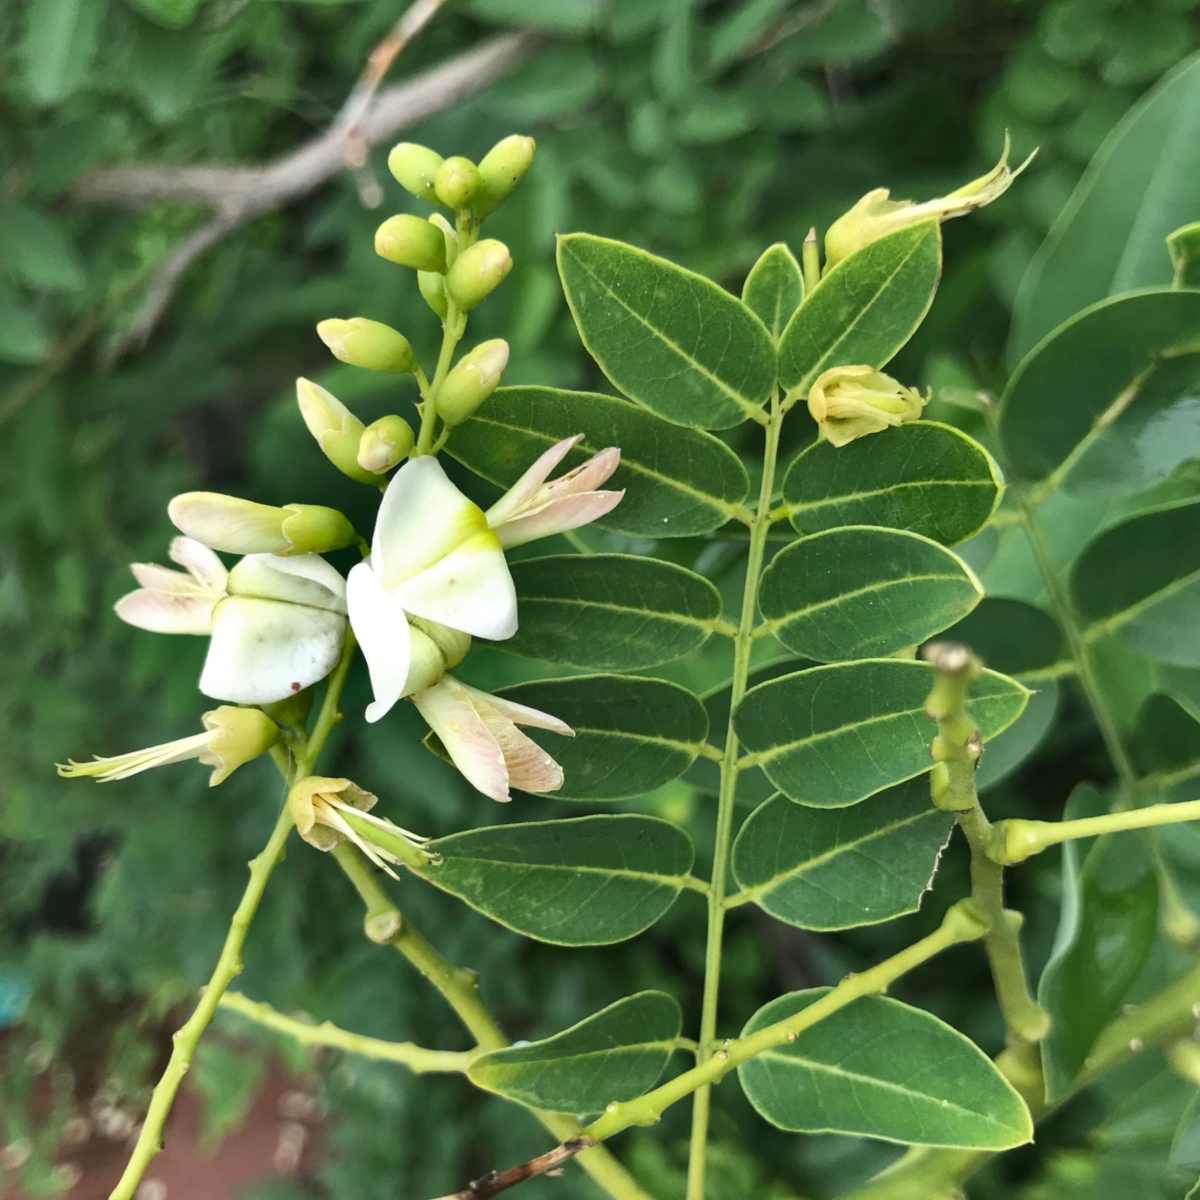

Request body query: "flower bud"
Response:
[445, 239, 512, 312]
[434, 156, 480, 209]
[436, 339, 509, 426]
[387, 142, 444, 202]
[357, 414, 415, 474]
[295, 378, 377, 484]
[374, 214, 447, 272]
[316, 319, 415, 374]
[278, 504, 358, 555]
[168, 493, 357, 556]
[418, 270, 448, 318]
[807, 365, 927, 448]
[202, 706, 281, 786]
[475, 134, 536, 217]
[289, 776, 377, 852]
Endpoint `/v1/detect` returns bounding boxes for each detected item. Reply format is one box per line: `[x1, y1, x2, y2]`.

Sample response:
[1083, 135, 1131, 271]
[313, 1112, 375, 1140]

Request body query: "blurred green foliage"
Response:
[2, 1, 1199, 1197]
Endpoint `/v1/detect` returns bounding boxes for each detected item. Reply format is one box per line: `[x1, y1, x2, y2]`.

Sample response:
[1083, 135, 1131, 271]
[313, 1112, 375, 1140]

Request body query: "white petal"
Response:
[373, 457, 488, 588]
[486, 435, 583, 528]
[346, 561, 413, 723]
[228, 553, 346, 613]
[200, 596, 345, 704]
[129, 563, 209, 595]
[466, 683, 575, 737]
[396, 529, 517, 641]
[115, 588, 218, 635]
[413, 678, 510, 802]
[169, 536, 229, 592]
[495, 490, 624, 550]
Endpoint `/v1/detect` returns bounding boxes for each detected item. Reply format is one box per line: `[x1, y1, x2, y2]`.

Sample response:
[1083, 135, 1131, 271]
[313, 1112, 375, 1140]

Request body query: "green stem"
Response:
[108, 793, 296, 1200]
[686, 397, 784, 1200]
[588, 901, 987, 1145]
[301, 628, 358, 772]
[219, 990, 473, 1074]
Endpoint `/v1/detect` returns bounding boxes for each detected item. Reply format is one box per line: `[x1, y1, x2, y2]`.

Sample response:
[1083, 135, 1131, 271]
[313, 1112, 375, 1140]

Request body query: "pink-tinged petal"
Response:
[169, 536, 228, 592]
[129, 563, 208, 595]
[396, 529, 517, 641]
[200, 597, 344, 704]
[346, 561, 413, 723]
[479, 713, 565, 794]
[463, 683, 575, 737]
[114, 588, 218, 635]
[373, 456, 487, 587]
[413, 678, 511, 802]
[485, 435, 583, 528]
[543, 447, 621, 501]
[495, 490, 625, 550]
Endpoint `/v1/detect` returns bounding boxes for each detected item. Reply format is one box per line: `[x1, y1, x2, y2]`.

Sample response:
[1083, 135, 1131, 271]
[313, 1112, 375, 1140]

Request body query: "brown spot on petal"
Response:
[290, 681, 301, 692]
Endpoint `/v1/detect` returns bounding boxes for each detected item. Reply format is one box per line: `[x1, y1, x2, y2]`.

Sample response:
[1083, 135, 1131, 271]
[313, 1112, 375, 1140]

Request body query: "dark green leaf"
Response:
[0, 280, 51, 364]
[738, 990, 1032, 1147]
[730, 781, 953, 929]
[735, 660, 1029, 807]
[557, 233, 775, 429]
[126, 0, 204, 28]
[467, 991, 681, 1114]
[20, 0, 105, 106]
[759, 527, 983, 661]
[783, 421, 1002, 546]
[420, 816, 695, 945]
[1171, 1090, 1200, 1174]
[779, 222, 942, 396]
[1171, 222, 1200, 288]
[742, 242, 804, 341]
[449, 386, 750, 538]
[0, 204, 86, 293]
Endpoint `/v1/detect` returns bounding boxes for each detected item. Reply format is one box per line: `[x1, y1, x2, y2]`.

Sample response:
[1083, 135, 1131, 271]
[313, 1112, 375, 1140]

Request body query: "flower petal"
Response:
[129, 562, 210, 595]
[480, 714, 564, 794]
[200, 597, 345, 704]
[228, 553, 346, 613]
[346, 561, 413, 723]
[413, 678, 510, 802]
[396, 529, 517, 640]
[542, 447, 621, 501]
[373, 457, 488, 588]
[485, 435, 583, 528]
[169, 536, 229, 592]
[115, 588, 218, 635]
[494, 490, 624, 550]
[465, 683, 575, 737]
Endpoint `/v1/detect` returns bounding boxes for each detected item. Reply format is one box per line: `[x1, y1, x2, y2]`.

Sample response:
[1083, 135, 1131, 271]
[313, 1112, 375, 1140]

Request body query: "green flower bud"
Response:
[436, 339, 509, 426]
[475, 134, 536, 217]
[167, 492, 357, 556]
[434, 156, 480, 209]
[374, 214, 447, 272]
[418, 270, 448, 318]
[387, 142, 444, 202]
[295, 377, 377, 484]
[807, 365, 927, 448]
[316, 318, 416, 374]
[201, 706, 281, 786]
[357, 414, 415, 473]
[445, 239, 512, 312]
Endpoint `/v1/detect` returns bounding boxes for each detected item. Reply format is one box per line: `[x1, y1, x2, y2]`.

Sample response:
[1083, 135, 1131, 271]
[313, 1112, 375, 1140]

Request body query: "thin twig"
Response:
[433, 1137, 596, 1200]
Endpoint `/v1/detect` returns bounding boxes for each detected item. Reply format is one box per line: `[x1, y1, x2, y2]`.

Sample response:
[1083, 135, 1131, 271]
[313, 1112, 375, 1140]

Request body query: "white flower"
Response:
[58, 706, 279, 786]
[485, 435, 623, 549]
[115, 537, 347, 705]
[414, 675, 573, 803]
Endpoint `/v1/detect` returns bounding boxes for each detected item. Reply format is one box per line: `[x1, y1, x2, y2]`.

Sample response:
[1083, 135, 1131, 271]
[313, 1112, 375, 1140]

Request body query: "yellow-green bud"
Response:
[201, 706, 280, 786]
[418, 270, 448, 318]
[436, 339, 509, 426]
[387, 142, 444, 202]
[410, 615, 470, 672]
[375, 214, 447, 272]
[429, 212, 458, 265]
[295, 377, 377, 484]
[357, 414, 415, 473]
[807, 365, 927, 448]
[435, 156, 480, 209]
[316, 318, 416, 374]
[168, 492, 357, 556]
[445, 239, 512, 311]
[289, 776, 378, 852]
[475, 134, 536, 217]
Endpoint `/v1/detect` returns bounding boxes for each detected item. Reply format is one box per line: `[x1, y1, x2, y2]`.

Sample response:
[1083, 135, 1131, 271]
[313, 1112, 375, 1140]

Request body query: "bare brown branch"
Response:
[433, 1137, 595, 1200]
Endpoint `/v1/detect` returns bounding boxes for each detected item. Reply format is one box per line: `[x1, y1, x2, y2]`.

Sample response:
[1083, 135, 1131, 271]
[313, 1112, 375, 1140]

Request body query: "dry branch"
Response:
[433, 1137, 595, 1200]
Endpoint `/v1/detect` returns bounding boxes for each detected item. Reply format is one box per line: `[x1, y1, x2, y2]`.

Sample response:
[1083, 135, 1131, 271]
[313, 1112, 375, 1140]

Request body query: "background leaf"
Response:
[20, 0, 105, 106]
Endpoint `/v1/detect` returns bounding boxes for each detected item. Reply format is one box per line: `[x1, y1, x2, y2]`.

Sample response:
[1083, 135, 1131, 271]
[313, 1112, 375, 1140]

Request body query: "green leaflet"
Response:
[783, 421, 1003, 546]
[1039, 785, 1160, 1101]
[737, 990, 1032, 1148]
[730, 781, 954, 930]
[1132, 693, 1200, 803]
[20, 0, 105, 107]
[1011, 53, 1200, 363]
[735, 659, 1029, 808]
[419, 816, 695, 946]
[778, 221, 942, 396]
[556, 233, 776, 429]
[1072, 498, 1200, 668]
[741, 242, 804, 341]
[999, 289, 1200, 490]
[758, 526, 983, 661]
[504, 554, 721, 671]
[498, 674, 709, 801]
[1171, 1091, 1200, 1177]
[467, 991, 681, 1114]
[449, 385, 750, 537]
